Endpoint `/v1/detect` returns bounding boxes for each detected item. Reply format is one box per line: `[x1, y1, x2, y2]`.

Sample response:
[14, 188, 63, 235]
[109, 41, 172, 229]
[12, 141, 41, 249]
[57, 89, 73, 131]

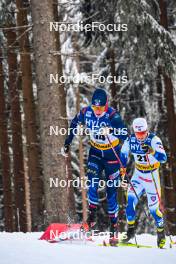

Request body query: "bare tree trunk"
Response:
[31, 0, 74, 224]
[53, 5, 76, 222]
[6, 28, 27, 232]
[156, 67, 176, 232]
[108, 48, 125, 232]
[76, 90, 88, 223]
[16, 0, 44, 231]
[159, 0, 176, 234]
[72, 33, 87, 222]
[108, 48, 118, 109]
[163, 74, 176, 234]
[0, 48, 14, 232]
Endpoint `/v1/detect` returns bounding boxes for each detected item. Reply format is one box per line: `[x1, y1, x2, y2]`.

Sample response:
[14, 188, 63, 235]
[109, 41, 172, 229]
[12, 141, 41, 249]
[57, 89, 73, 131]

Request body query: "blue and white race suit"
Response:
[120, 133, 167, 228]
[65, 106, 128, 223]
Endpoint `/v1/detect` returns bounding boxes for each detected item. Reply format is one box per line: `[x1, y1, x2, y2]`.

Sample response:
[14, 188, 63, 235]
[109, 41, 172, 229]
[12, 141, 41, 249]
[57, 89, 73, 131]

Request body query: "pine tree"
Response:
[0, 45, 14, 232]
[158, 0, 176, 234]
[15, 0, 44, 231]
[30, 0, 75, 224]
[5, 25, 27, 232]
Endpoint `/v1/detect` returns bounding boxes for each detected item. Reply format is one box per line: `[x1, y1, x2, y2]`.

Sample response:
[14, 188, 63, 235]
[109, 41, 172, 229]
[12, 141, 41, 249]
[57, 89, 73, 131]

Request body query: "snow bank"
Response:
[0, 232, 176, 264]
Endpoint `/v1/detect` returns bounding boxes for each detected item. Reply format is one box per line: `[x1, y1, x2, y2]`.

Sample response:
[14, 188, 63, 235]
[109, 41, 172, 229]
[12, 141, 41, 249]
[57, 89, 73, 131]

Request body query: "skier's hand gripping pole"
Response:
[60, 144, 70, 157]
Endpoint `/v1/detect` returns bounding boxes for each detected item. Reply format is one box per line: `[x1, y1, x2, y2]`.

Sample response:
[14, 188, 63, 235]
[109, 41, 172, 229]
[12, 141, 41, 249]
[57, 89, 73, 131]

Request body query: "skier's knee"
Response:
[107, 193, 119, 216]
[107, 192, 118, 205]
[127, 193, 137, 206]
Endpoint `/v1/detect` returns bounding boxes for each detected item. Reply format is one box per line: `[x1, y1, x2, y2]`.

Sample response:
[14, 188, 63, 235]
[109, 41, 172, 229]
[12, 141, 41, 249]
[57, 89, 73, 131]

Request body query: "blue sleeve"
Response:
[153, 152, 167, 163]
[64, 108, 86, 145]
[110, 112, 128, 141]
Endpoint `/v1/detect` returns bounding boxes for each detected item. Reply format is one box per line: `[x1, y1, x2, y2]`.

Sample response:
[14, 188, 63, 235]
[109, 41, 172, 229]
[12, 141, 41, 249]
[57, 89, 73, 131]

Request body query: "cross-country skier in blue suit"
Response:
[63, 88, 128, 245]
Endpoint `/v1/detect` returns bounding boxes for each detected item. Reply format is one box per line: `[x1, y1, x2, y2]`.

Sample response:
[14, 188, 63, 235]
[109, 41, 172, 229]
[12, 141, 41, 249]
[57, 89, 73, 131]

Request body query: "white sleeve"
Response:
[121, 138, 130, 155]
[151, 136, 165, 154]
[151, 136, 167, 163]
[120, 137, 130, 166]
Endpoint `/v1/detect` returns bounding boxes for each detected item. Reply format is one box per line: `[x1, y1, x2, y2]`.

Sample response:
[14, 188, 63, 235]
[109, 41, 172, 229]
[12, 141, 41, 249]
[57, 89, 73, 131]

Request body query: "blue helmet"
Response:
[91, 88, 107, 106]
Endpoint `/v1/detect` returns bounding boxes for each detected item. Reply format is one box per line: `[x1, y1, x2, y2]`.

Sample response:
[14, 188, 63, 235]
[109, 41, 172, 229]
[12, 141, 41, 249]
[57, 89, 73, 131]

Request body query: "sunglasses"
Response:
[92, 105, 106, 112]
[135, 131, 148, 137]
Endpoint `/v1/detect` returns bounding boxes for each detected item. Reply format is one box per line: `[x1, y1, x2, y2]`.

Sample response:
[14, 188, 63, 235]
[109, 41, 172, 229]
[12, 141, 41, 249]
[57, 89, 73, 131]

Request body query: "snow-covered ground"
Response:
[0, 232, 176, 264]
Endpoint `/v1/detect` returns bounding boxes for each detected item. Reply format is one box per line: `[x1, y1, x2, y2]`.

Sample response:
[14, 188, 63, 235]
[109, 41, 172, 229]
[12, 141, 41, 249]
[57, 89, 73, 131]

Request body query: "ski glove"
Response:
[64, 144, 70, 154]
[120, 167, 126, 178]
[119, 168, 129, 185]
[141, 144, 155, 155]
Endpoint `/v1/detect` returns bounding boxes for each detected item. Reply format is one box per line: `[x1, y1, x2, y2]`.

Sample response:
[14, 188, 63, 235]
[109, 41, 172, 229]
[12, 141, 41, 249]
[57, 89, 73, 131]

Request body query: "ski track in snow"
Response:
[0, 232, 176, 264]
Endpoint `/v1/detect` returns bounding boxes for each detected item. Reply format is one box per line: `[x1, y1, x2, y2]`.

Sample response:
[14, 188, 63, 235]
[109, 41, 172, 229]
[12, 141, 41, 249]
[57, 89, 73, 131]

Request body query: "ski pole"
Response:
[145, 154, 162, 207]
[145, 153, 173, 247]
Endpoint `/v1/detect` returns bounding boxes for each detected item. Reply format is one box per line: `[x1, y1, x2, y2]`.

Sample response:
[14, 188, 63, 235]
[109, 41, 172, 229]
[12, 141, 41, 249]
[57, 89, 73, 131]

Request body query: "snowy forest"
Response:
[0, 0, 176, 238]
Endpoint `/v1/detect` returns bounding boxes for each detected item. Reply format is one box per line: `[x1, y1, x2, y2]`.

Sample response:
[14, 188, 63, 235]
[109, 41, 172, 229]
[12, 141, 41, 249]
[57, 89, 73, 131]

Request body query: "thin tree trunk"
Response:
[159, 0, 176, 234]
[108, 47, 125, 232]
[16, 0, 44, 231]
[109, 48, 118, 109]
[0, 48, 14, 232]
[76, 90, 88, 223]
[72, 33, 87, 222]
[6, 28, 27, 232]
[31, 0, 74, 224]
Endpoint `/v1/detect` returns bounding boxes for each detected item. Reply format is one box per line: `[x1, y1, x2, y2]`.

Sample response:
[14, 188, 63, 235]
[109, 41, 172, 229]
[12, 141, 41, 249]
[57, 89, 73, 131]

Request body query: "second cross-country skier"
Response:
[120, 117, 167, 248]
[63, 88, 127, 245]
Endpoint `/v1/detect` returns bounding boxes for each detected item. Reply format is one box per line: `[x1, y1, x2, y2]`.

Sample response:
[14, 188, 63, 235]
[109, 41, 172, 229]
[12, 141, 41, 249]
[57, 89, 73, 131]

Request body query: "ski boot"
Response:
[87, 208, 97, 230]
[81, 208, 97, 233]
[157, 227, 166, 249]
[122, 224, 135, 242]
[109, 223, 118, 246]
